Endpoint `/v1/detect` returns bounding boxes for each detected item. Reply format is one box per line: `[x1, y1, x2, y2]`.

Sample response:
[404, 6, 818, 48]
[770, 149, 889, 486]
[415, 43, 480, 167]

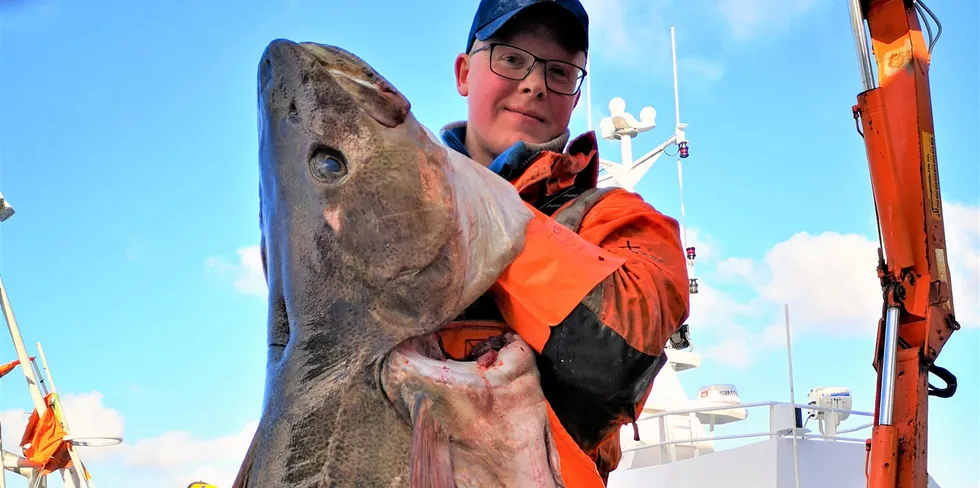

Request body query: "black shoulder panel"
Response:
[537, 302, 666, 451]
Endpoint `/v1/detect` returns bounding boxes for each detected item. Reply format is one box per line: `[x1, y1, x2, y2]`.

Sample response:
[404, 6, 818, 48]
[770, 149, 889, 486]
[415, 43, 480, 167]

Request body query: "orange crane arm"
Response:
[847, 1, 960, 487]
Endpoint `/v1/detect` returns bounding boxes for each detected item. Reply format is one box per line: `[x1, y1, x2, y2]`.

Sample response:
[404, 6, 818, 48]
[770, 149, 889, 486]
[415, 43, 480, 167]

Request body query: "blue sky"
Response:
[0, 0, 976, 487]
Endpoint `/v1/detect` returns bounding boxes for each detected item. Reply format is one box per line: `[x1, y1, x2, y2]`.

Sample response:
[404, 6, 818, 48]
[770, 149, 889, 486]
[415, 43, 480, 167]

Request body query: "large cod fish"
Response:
[232, 39, 565, 488]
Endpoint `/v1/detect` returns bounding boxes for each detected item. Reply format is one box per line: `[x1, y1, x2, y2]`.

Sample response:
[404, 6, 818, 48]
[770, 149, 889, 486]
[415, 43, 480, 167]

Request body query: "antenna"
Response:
[669, 25, 697, 297]
[586, 56, 593, 132]
[595, 26, 690, 197]
[784, 304, 802, 488]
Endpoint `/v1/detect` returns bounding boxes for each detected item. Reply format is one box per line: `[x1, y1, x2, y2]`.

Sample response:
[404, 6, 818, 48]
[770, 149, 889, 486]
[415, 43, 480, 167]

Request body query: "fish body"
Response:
[233, 39, 562, 488]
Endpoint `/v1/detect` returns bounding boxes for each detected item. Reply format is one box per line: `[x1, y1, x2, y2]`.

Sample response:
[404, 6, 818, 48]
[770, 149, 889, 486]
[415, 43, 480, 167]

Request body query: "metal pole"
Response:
[847, 0, 876, 91]
[35, 343, 61, 399]
[0, 275, 46, 412]
[585, 56, 593, 133]
[671, 25, 681, 131]
[36, 343, 92, 488]
[671, 25, 691, 261]
[620, 135, 634, 170]
[0, 423, 6, 488]
[784, 304, 802, 488]
[29, 358, 49, 397]
[677, 160, 689, 250]
[878, 306, 901, 425]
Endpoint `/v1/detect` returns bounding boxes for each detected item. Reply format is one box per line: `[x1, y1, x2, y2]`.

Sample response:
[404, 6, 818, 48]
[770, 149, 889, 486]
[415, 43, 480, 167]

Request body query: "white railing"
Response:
[621, 401, 875, 464]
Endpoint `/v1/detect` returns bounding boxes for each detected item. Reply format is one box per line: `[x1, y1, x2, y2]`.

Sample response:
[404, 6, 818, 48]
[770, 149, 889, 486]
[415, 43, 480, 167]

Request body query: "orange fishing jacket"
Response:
[438, 124, 691, 486]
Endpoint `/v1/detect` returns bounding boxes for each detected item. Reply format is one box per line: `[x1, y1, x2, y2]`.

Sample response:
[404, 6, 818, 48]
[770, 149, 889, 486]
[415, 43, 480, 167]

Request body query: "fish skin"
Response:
[232, 39, 538, 487]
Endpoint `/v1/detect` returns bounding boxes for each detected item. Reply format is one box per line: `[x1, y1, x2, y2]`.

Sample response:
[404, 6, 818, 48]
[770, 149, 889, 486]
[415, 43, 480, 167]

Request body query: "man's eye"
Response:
[549, 67, 571, 80]
[500, 55, 524, 66]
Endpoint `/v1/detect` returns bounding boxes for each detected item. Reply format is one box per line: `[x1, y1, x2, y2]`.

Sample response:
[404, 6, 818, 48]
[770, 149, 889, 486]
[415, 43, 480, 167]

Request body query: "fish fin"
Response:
[544, 422, 567, 488]
[410, 396, 456, 488]
[231, 427, 260, 488]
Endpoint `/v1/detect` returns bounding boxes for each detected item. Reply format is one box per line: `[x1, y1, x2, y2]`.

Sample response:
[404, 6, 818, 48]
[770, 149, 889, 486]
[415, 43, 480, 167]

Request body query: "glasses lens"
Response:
[489, 44, 585, 95]
[544, 60, 584, 94]
[489, 44, 535, 79]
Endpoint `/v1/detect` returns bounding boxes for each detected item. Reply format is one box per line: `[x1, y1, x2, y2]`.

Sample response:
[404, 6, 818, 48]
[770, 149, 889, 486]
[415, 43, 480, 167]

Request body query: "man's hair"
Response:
[472, 3, 588, 56]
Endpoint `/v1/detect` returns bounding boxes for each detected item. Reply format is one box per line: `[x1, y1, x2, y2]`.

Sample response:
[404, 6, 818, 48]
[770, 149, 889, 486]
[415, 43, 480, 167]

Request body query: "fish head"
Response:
[257, 39, 480, 360]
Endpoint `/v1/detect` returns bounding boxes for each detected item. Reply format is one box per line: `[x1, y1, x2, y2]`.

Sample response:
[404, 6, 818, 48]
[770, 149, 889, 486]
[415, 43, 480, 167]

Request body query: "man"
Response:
[436, 0, 691, 486]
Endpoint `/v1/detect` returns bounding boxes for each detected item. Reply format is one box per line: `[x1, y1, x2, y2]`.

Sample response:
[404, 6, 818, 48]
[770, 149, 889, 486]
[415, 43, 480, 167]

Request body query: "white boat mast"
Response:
[585, 24, 699, 311]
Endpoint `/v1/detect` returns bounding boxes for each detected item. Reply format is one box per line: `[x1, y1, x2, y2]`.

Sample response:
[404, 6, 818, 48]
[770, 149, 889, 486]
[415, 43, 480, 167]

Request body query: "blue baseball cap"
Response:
[465, 0, 590, 54]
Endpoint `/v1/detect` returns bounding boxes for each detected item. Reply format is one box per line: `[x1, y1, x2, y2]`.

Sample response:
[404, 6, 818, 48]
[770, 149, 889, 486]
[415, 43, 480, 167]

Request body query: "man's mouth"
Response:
[505, 108, 546, 123]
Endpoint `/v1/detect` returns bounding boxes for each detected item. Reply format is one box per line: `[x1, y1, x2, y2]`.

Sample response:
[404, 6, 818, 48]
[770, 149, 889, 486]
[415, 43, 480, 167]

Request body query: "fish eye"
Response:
[309, 147, 348, 182]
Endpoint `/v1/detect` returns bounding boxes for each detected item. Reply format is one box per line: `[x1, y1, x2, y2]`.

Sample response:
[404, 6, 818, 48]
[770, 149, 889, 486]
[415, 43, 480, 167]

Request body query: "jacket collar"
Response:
[438, 121, 571, 180]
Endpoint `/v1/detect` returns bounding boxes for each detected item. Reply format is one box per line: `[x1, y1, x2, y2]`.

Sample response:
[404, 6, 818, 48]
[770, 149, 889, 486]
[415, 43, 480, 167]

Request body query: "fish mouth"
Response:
[380, 332, 538, 413]
[383, 331, 529, 384]
[380, 332, 563, 487]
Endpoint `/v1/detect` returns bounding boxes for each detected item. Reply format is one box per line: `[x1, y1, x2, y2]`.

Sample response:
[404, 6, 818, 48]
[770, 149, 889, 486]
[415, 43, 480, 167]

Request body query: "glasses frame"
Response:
[470, 42, 588, 96]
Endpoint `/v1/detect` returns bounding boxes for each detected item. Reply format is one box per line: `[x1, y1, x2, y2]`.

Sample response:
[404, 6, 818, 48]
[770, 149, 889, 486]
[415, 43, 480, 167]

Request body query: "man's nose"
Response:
[518, 62, 547, 98]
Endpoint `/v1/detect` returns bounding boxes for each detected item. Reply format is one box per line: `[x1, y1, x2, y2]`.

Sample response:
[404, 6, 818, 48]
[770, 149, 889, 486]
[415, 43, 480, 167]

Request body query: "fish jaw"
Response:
[381, 333, 564, 488]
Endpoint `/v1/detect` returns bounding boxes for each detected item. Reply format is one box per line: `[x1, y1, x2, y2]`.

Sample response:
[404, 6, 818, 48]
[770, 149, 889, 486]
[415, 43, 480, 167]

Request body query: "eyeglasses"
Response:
[470, 43, 587, 96]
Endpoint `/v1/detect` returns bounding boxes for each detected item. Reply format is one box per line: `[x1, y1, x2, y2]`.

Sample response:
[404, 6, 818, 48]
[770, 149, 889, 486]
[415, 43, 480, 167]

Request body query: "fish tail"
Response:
[544, 422, 566, 488]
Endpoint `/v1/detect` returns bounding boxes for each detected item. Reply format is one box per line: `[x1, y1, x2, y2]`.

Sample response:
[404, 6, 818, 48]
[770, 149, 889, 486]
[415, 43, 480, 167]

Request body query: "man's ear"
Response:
[454, 53, 470, 97]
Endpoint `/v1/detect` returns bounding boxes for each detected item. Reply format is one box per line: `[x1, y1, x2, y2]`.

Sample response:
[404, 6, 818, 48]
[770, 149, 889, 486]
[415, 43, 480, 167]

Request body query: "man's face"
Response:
[454, 18, 586, 165]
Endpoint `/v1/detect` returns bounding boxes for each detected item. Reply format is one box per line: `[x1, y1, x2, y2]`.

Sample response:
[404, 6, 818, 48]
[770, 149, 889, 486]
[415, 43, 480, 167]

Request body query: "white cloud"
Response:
[684, 227, 720, 265]
[678, 57, 726, 84]
[699, 325, 758, 369]
[1, 392, 126, 460]
[684, 199, 979, 368]
[0, 391, 257, 488]
[577, 0, 825, 85]
[205, 245, 266, 298]
[716, 257, 755, 282]
[686, 280, 758, 333]
[756, 231, 882, 335]
[579, 0, 658, 66]
[579, 0, 725, 83]
[943, 201, 980, 330]
[118, 421, 258, 487]
[715, 0, 825, 41]
[747, 202, 980, 333]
